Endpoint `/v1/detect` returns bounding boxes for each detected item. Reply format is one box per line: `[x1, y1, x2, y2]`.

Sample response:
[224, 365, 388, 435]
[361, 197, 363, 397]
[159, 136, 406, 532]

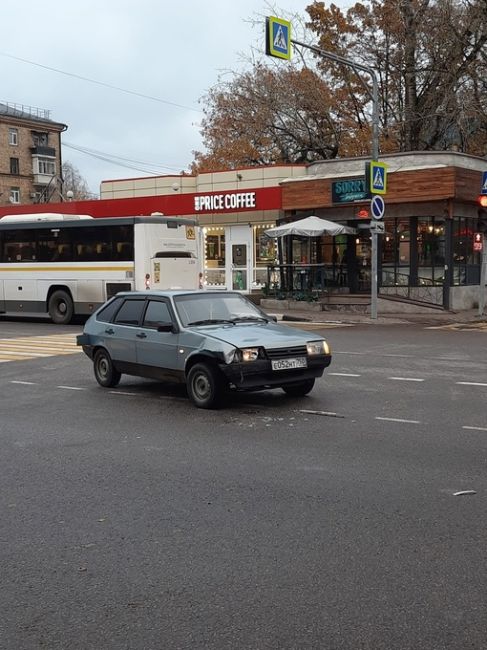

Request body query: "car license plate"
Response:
[271, 357, 307, 371]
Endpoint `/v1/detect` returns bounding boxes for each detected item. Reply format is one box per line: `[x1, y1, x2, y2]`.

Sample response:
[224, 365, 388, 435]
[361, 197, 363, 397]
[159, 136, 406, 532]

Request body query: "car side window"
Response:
[143, 300, 172, 329]
[96, 297, 123, 323]
[113, 299, 145, 326]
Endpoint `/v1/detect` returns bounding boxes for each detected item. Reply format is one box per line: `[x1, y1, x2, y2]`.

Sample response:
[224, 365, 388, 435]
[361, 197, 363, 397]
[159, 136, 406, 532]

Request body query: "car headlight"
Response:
[307, 340, 330, 355]
[238, 347, 260, 362]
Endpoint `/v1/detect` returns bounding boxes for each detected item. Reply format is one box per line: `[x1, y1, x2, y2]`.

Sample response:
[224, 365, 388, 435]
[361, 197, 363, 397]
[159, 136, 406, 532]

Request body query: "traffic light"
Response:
[477, 195, 487, 232]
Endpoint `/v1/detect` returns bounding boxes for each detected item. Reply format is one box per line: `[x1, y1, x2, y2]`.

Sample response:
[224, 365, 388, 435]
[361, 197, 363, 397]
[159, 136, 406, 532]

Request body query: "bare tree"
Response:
[61, 161, 95, 200]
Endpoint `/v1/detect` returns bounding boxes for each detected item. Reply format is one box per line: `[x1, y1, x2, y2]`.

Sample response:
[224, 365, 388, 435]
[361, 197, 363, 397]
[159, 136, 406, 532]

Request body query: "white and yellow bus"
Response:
[0, 213, 199, 324]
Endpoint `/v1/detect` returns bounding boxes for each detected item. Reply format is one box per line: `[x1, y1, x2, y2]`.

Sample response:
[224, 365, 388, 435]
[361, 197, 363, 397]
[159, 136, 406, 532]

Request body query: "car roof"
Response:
[113, 290, 244, 299]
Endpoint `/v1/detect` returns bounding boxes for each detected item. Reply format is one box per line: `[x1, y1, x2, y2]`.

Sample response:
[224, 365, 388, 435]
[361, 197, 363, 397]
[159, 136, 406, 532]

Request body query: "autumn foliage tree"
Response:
[192, 64, 344, 171]
[193, 0, 487, 172]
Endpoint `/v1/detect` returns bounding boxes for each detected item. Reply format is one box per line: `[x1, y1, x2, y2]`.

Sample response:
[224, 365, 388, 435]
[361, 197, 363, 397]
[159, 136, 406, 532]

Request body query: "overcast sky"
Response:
[2, 1, 350, 196]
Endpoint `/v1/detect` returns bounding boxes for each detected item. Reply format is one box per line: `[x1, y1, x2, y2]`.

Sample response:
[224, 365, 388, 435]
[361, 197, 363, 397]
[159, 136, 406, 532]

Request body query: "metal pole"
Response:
[370, 73, 379, 319]
[291, 39, 380, 319]
[479, 236, 487, 317]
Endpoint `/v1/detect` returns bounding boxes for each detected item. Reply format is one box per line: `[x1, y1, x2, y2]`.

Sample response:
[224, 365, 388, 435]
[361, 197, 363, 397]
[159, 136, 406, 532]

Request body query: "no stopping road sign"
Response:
[370, 195, 385, 220]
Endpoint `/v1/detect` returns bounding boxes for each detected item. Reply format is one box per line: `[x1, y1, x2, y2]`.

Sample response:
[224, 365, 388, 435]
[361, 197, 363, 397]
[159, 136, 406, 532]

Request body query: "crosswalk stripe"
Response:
[0, 333, 82, 362]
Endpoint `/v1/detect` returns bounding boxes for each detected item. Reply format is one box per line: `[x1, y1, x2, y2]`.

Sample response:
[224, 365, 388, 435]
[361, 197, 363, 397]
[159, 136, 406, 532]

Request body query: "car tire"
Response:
[93, 348, 121, 388]
[48, 290, 74, 324]
[187, 362, 224, 409]
[282, 378, 315, 397]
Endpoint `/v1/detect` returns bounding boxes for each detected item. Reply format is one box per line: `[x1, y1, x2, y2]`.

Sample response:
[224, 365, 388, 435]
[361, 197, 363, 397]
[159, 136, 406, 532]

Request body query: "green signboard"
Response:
[331, 177, 368, 203]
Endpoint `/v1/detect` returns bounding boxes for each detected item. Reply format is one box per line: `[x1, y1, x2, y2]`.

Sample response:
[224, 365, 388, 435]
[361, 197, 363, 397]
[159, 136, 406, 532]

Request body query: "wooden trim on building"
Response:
[282, 166, 483, 211]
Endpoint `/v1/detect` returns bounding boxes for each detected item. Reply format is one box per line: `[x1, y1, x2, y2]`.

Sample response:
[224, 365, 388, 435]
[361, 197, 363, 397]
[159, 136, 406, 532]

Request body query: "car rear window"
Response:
[113, 299, 146, 326]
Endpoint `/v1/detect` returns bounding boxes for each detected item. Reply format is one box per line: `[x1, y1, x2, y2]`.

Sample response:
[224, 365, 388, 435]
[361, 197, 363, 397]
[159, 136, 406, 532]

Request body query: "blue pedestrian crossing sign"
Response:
[266, 16, 291, 60]
[367, 161, 387, 195]
[481, 171, 487, 195]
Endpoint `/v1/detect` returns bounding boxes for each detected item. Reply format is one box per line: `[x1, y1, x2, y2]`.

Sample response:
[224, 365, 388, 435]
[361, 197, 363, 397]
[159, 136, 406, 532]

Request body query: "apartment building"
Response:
[0, 102, 67, 206]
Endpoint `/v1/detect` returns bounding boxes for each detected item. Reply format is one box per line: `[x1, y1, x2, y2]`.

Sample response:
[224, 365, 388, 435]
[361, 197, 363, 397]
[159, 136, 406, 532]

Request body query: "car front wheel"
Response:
[282, 378, 315, 397]
[93, 348, 121, 388]
[187, 362, 224, 409]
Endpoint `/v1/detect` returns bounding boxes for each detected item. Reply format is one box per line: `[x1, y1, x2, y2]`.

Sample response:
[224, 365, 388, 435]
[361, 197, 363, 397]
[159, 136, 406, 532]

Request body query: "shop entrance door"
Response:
[225, 225, 252, 292]
[354, 233, 372, 292]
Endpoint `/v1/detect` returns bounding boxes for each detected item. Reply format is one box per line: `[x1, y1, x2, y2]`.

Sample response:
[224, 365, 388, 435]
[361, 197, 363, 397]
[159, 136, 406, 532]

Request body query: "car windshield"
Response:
[174, 293, 268, 327]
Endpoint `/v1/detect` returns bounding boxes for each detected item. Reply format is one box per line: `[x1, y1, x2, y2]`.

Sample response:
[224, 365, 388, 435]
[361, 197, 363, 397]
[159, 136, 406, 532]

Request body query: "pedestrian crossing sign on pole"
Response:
[366, 161, 387, 195]
[266, 16, 291, 60]
[481, 171, 487, 195]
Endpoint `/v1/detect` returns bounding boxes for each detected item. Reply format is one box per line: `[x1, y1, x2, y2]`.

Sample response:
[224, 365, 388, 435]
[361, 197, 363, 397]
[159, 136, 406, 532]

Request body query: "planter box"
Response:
[261, 298, 323, 312]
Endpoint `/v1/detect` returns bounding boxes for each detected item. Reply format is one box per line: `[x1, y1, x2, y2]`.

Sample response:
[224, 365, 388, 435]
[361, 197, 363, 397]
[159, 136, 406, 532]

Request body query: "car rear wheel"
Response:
[48, 290, 74, 324]
[187, 362, 224, 409]
[93, 348, 121, 388]
[282, 378, 315, 397]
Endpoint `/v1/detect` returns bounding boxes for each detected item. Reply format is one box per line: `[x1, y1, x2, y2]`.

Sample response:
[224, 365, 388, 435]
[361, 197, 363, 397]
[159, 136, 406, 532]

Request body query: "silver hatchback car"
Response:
[77, 291, 332, 409]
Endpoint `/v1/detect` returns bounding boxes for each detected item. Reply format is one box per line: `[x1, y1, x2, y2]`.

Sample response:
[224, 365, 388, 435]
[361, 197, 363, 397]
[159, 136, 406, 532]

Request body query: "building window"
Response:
[9, 128, 18, 146]
[9, 187, 20, 204]
[36, 158, 56, 175]
[32, 131, 48, 146]
[10, 158, 19, 175]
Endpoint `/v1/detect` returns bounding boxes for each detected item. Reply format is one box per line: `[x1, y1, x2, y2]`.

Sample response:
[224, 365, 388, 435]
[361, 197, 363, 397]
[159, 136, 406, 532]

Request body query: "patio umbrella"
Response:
[264, 215, 357, 238]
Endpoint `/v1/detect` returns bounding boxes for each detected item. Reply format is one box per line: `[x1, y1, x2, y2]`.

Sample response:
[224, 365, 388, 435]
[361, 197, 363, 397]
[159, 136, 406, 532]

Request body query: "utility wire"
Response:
[63, 142, 180, 176]
[0, 51, 202, 113]
[64, 141, 185, 173]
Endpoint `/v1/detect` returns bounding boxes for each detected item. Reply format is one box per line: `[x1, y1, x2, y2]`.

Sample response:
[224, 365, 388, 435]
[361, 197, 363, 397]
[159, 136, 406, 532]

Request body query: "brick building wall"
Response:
[0, 104, 67, 207]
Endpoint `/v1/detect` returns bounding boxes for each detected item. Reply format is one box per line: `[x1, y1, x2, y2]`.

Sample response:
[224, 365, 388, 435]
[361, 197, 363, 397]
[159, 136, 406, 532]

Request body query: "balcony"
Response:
[30, 146, 56, 156]
[33, 173, 55, 185]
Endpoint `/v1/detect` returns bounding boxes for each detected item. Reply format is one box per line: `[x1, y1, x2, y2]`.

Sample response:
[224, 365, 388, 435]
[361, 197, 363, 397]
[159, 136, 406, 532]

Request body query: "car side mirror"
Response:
[157, 322, 175, 332]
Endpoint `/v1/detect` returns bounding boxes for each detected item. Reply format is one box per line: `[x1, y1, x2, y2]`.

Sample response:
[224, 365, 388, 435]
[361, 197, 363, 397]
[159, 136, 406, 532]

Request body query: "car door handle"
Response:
[105, 328, 114, 335]
[136, 332, 147, 339]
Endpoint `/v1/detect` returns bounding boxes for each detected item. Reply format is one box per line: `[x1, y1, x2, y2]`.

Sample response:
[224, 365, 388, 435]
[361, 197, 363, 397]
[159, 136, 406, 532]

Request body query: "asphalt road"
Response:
[1, 318, 487, 649]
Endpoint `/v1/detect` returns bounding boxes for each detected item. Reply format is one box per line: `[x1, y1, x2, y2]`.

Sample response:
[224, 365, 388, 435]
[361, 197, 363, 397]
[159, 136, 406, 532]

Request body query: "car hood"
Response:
[186, 322, 321, 348]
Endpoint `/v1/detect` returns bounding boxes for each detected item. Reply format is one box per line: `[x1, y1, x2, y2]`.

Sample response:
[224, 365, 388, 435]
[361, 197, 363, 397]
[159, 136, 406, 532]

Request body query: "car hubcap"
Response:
[58, 301, 67, 314]
[98, 358, 108, 378]
[193, 373, 210, 400]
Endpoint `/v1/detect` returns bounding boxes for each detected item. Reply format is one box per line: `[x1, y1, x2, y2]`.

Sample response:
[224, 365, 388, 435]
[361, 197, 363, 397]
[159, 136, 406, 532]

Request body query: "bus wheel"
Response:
[48, 290, 74, 324]
[93, 349, 121, 388]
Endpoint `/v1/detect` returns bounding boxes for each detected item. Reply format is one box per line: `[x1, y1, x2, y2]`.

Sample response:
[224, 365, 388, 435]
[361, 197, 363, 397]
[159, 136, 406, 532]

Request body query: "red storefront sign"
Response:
[0, 187, 282, 219]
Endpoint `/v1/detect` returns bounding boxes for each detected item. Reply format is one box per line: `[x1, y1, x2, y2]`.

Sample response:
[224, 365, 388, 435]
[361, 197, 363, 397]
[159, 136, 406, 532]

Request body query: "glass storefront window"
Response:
[417, 217, 445, 284]
[254, 224, 276, 288]
[203, 227, 226, 287]
[452, 217, 480, 285]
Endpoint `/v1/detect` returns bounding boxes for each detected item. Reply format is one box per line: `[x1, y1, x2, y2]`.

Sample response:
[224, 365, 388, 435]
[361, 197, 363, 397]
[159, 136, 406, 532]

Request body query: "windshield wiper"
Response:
[186, 319, 235, 326]
[230, 316, 269, 323]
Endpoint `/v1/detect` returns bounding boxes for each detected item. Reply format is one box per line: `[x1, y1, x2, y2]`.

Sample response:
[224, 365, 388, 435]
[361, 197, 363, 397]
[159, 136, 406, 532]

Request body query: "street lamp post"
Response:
[291, 39, 381, 319]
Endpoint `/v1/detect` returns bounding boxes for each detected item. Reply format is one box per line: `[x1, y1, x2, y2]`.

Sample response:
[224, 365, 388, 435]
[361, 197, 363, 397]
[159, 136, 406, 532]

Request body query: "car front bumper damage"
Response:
[220, 355, 331, 390]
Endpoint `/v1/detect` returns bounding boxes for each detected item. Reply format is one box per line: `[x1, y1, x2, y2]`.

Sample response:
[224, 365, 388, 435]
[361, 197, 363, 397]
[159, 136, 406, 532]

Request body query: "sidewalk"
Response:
[268, 307, 487, 326]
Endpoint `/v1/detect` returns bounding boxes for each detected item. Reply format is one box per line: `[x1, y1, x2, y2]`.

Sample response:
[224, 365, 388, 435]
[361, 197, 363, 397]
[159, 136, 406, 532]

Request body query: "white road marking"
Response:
[0, 334, 82, 362]
[10, 380, 37, 385]
[375, 416, 420, 424]
[462, 425, 487, 432]
[109, 391, 139, 396]
[388, 377, 425, 382]
[328, 372, 361, 377]
[456, 382, 487, 387]
[57, 385, 85, 391]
